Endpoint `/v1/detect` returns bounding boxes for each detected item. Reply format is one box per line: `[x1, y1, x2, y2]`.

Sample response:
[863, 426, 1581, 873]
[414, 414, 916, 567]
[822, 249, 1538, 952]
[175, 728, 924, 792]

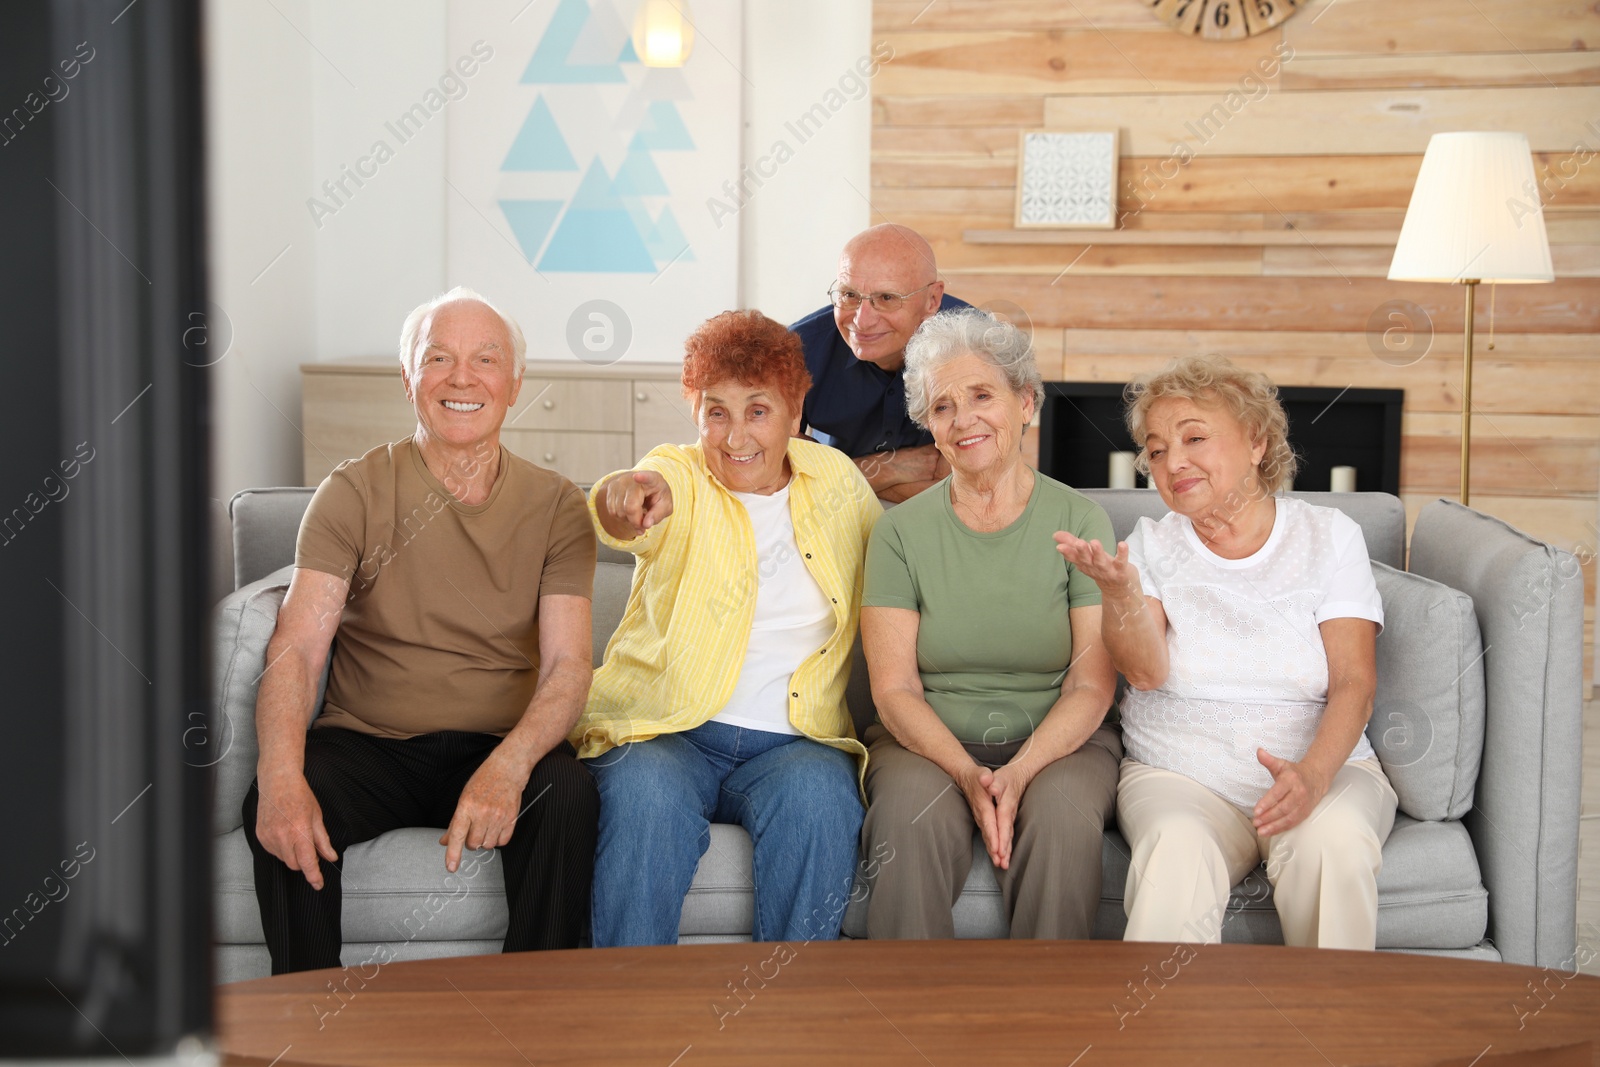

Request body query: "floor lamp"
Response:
[1388, 132, 1554, 506]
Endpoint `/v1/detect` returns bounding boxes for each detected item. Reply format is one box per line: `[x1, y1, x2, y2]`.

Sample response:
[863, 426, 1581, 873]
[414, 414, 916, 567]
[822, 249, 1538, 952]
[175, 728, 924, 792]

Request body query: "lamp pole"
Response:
[1461, 279, 1477, 506]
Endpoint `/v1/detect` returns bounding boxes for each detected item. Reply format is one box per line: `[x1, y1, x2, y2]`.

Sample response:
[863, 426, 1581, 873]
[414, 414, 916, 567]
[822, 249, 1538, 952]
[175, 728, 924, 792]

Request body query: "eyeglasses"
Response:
[827, 281, 936, 314]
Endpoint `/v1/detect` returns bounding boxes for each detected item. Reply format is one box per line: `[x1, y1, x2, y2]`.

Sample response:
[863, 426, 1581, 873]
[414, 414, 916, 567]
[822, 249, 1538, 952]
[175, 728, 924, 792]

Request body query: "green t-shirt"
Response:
[862, 471, 1114, 745]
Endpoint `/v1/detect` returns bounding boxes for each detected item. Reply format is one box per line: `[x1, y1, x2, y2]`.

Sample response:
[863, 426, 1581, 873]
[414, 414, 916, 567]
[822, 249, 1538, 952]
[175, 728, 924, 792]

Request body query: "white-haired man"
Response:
[243, 288, 598, 974]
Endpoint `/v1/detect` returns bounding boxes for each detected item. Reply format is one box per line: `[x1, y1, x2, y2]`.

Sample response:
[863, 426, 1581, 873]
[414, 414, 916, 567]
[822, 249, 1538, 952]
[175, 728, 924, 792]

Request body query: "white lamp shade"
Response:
[632, 0, 695, 68]
[1388, 132, 1554, 284]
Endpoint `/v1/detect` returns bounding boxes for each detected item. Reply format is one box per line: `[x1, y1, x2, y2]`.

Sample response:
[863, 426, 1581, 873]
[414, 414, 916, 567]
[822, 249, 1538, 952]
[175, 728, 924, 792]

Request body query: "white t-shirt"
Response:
[711, 485, 834, 736]
[1119, 496, 1384, 809]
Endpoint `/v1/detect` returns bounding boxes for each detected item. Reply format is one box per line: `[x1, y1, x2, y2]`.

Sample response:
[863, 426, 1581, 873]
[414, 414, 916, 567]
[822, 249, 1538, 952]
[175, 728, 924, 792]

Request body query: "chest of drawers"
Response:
[300, 359, 692, 487]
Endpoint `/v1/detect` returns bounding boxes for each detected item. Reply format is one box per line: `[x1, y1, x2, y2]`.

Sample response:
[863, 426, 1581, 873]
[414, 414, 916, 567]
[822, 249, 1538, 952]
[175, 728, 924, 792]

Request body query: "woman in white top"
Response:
[1056, 354, 1399, 950]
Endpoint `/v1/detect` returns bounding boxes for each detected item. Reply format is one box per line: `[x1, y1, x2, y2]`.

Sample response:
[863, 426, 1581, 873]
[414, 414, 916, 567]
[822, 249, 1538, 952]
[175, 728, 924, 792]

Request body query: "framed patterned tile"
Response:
[1014, 130, 1119, 230]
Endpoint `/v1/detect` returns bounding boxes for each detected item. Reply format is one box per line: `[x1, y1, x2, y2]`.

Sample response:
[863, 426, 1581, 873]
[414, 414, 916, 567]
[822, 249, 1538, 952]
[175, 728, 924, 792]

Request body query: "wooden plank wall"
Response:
[870, 0, 1600, 688]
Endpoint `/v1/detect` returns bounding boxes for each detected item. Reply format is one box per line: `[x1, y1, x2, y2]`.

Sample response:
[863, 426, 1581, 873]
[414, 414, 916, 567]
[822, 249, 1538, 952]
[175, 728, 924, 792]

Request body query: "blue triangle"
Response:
[501, 96, 577, 172]
[500, 200, 565, 263]
[621, 196, 655, 237]
[618, 37, 639, 63]
[521, 0, 625, 84]
[538, 159, 658, 272]
[646, 204, 693, 263]
[636, 100, 694, 150]
[539, 210, 659, 273]
[568, 158, 621, 211]
[613, 146, 668, 196]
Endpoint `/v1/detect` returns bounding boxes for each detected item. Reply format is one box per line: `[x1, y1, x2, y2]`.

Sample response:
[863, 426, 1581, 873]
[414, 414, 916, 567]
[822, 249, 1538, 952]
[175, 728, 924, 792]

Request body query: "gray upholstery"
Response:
[214, 486, 1579, 980]
[1408, 500, 1585, 969]
[231, 488, 319, 589]
[1367, 562, 1486, 822]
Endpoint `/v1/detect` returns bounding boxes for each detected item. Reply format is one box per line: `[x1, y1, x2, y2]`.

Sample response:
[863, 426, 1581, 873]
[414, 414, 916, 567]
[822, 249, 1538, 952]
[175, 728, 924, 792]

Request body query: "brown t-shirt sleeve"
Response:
[539, 481, 597, 600]
[295, 468, 367, 581]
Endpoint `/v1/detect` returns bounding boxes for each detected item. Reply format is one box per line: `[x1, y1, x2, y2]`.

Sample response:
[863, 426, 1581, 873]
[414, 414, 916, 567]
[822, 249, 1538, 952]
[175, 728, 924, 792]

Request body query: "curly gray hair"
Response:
[903, 309, 1043, 429]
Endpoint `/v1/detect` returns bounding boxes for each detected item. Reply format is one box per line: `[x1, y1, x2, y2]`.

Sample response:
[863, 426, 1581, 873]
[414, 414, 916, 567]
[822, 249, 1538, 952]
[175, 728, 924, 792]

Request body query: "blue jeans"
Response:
[587, 720, 863, 947]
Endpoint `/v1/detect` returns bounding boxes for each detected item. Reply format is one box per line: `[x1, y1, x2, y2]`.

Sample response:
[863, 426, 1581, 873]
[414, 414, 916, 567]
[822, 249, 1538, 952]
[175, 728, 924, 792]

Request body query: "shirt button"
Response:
[804, 553, 812, 558]
[791, 691, 800, 698]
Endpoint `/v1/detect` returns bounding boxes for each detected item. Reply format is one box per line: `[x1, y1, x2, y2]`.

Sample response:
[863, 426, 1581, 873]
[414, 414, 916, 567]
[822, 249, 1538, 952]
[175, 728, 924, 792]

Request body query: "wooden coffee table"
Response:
[218, 940, 1600, 1066]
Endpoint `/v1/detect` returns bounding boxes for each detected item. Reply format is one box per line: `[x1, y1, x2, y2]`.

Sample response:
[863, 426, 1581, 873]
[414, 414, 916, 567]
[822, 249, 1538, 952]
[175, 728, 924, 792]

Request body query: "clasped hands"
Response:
[955, 760, 1034, 871]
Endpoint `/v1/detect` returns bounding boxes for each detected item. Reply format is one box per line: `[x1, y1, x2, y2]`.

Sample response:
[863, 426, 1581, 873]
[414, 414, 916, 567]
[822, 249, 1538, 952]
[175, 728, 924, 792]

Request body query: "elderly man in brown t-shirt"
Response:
[242, 287, 599, 974]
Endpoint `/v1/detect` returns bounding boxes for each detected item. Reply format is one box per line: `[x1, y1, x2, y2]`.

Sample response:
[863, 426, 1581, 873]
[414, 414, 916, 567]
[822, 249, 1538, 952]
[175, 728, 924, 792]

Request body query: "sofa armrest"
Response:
[1407, 499, 1584, 967]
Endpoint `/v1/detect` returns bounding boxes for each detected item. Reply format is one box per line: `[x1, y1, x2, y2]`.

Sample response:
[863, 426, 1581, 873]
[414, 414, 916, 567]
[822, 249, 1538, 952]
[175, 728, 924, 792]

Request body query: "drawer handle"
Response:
[635, 392, 648, 402]
[542, 399, 555, 410]
[543, 452, 556, 463]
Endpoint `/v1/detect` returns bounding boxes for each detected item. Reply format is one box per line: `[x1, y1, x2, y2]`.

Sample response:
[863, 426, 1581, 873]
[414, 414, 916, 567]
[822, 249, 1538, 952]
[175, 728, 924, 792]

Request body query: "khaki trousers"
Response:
[1117, 756, 1397, 949]
[860, 723, 1121, 939]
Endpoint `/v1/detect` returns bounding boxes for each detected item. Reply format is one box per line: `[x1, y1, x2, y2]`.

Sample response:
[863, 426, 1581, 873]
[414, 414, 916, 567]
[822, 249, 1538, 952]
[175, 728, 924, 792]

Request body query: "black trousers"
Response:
[242, 727, 598, 975]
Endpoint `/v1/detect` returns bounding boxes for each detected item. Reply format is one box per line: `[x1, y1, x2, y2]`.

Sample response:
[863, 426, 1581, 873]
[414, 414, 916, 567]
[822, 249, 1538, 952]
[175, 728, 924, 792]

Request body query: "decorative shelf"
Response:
[964, 228, 1401, 247]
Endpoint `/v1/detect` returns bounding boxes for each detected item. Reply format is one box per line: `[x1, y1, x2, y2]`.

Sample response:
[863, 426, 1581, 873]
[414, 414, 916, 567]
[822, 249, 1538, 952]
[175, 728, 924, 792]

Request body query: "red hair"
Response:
[681, 310, 811, 414]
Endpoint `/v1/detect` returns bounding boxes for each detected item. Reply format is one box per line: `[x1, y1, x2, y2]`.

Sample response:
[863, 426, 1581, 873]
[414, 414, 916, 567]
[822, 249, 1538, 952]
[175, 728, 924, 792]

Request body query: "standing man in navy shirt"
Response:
[791, 224, 969, 503]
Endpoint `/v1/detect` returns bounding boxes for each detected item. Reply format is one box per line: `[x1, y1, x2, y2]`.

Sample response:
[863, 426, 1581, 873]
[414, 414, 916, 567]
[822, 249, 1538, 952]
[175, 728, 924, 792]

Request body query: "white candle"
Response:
[1108, 451, 1137, 489]
[1330, 465, 1357, 493]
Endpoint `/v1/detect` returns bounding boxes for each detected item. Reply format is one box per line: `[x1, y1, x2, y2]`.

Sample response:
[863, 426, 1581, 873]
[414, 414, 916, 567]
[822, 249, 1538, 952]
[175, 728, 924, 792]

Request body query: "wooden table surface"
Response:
[218, 940, 1600, 1066]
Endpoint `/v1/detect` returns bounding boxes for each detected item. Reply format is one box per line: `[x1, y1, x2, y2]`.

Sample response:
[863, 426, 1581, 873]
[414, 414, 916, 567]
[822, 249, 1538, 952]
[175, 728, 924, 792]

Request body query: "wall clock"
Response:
[1146, 0, 1300, 40]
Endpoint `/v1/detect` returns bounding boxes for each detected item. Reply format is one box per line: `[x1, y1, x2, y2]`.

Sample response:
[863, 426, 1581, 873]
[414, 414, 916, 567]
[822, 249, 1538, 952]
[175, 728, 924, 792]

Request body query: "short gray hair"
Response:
[398, 286, 527, 378]
[903, 308, 1043, 428]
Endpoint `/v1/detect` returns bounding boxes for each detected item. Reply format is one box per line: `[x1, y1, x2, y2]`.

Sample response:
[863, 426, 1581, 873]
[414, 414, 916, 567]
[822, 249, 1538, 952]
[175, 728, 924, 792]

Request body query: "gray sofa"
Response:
[212, 487, 1584, 982]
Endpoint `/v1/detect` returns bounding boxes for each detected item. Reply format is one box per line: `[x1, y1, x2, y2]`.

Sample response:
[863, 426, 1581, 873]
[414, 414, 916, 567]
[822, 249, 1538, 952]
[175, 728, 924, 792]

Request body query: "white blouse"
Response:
[1120, 496, 1384, 809]
[710, 485, 834, 736]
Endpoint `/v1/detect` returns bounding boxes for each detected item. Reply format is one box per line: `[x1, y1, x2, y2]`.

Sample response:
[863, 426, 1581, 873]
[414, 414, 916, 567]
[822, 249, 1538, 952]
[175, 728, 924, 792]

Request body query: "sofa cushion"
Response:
[214, 827, 266, 943]
[1368, 815, 1489, 948]
[681, 824, 756, 937]
[337, 829, 511, 943]
[1366, 562, 1486, 822]
[593, 559, 635, 667]
[216, 940, 509, 985]
[215, 824, 510, 944]
[211, 565, 313, 836]
[844, 815, 1485, 950]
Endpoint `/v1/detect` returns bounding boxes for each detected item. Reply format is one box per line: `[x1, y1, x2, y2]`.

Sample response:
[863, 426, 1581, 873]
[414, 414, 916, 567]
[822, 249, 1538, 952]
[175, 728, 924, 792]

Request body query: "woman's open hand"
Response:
[1054, 531, 1141, 598]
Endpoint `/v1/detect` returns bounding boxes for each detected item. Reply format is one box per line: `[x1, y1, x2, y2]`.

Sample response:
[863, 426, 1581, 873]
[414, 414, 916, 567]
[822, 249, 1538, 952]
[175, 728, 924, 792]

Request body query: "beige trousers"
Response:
[1117, 756, 1397, 949]
[860, 723, 1121, 940]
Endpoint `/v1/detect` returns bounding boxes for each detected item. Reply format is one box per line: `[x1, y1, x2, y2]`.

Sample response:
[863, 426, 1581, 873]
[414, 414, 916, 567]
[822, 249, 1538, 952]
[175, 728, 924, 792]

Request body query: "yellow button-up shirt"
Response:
[572, 439, 881, 785]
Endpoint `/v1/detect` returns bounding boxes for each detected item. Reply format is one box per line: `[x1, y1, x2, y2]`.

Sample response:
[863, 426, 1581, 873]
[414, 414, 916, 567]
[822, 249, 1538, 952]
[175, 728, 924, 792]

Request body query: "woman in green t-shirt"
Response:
[858, 308, 1122, 939]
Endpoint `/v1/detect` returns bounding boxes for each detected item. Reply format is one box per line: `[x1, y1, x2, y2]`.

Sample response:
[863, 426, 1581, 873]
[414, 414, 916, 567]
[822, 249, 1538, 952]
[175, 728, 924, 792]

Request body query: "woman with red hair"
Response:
[573, 309, 880, 946]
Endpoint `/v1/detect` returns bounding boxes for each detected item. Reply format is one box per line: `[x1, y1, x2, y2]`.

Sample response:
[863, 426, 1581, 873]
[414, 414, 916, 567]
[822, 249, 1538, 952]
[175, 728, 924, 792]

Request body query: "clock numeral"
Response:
[1252, 0, 1275, 18]
[1214, 0, 1233, 28]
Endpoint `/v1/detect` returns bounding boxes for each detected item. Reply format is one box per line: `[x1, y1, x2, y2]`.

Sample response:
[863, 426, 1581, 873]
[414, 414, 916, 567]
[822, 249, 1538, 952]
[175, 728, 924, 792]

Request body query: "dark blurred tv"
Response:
[0, 0, 211, 1056]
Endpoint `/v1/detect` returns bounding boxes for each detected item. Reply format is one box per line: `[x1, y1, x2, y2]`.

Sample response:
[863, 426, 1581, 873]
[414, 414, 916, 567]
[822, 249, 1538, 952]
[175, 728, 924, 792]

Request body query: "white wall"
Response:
[205, 0, 317, 592]
[739, 1, 872, 324]
[205, 0, 872, 586]
[307, 4, 449, 364]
